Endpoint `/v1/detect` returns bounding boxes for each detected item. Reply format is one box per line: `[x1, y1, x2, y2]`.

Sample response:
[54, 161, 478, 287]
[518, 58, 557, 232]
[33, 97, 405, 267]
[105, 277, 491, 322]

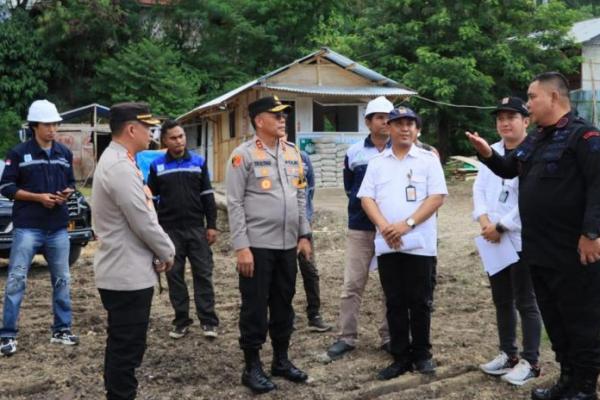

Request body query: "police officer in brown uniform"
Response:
[226, 96, 312, 394]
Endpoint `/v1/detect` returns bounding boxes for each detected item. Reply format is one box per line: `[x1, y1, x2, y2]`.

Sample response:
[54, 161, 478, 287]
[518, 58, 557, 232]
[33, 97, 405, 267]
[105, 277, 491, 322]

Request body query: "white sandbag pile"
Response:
[310, 138, 350, 188]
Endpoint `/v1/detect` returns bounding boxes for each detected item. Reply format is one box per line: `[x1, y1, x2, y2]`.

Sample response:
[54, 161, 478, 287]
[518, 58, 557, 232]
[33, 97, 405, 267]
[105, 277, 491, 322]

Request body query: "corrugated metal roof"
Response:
[178, 47, 416, 120]
[263, 83, 416, 97]
[569, 17, 600, 44]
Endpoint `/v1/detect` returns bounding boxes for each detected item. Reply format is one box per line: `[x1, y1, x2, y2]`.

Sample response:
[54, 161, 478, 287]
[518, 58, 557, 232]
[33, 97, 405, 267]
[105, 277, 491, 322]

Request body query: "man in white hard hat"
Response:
[0, 99, 79, 356]
[324, 96, 392, 361]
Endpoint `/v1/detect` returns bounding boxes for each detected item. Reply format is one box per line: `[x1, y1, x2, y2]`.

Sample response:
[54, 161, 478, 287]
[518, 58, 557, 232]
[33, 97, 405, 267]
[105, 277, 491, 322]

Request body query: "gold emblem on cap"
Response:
[398, 107, 407, 113]
[274, 95, 280, 102]
[501, 97, 509, 104]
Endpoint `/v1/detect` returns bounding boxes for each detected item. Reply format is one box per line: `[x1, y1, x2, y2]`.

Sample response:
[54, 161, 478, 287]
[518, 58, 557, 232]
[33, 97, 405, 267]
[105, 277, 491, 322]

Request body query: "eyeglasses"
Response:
[270, 112, 287, 120]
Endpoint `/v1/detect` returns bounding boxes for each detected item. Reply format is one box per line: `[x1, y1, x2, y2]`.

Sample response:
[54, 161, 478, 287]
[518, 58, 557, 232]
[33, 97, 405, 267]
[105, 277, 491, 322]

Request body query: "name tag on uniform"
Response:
[157, 164, 165, 172]
[406, 185, 417, 202]
[498, 190, 509, 203]
[24, 154, 32, 163]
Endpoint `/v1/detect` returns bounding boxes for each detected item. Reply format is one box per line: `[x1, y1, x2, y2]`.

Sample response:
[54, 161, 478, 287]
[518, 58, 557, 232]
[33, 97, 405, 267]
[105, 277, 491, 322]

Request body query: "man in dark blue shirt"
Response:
[147, 120, 219, 340]
[0, 100, 79, 357]
[297, 149, 331, 332]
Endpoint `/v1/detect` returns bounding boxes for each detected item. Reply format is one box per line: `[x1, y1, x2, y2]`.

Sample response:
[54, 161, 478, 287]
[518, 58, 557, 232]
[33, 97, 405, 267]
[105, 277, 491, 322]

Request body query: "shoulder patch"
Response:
[583, 131, 600, 140]
[232, 154, 243, 168]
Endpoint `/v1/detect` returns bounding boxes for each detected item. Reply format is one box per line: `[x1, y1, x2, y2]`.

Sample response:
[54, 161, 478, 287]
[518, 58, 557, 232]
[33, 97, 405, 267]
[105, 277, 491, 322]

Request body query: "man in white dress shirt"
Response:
[473, 96, 542, 386]
[358, 106, 447, 380]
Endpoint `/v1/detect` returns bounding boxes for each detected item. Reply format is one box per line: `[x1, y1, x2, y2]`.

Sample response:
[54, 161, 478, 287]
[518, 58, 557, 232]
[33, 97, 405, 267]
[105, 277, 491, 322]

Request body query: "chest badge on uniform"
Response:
[232, 154, 243, 168]
[157, 164, 165, 172]
[261, 179, 272, 190]
[24, 154, 32, 163]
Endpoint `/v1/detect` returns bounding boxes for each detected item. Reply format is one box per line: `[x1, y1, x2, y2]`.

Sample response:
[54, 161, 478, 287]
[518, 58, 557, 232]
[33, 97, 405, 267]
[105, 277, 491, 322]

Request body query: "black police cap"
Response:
[248, 96, 291, 118]
[492, 97, 529, 117]
[110, 102, 160, 126]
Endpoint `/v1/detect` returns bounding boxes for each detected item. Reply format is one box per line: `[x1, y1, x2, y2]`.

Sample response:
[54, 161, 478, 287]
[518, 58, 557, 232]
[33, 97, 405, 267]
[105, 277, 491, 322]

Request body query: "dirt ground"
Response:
[0, 180, 561, 400]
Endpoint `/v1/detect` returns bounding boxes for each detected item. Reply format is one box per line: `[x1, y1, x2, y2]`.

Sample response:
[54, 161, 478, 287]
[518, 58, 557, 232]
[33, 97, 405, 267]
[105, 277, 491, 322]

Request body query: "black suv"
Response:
[0, 161, 94, 266]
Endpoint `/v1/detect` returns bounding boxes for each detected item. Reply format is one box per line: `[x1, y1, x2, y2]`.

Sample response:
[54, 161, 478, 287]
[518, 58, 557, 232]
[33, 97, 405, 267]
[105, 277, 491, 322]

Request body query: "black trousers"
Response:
[99, 287, 154, 400]
[378, 252, 434, 363]
[165, 227, 219, 328]
[530, 264, 600, 371]
[239, 247, 297, 350]
[489, 258, 541, 364]
[297, 238, 321, 319]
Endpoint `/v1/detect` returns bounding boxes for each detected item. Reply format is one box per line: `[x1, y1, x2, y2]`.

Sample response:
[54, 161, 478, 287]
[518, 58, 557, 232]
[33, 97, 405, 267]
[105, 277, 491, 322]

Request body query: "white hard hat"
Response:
[27, 100, 62, 123]
[365, 96, 393, 117]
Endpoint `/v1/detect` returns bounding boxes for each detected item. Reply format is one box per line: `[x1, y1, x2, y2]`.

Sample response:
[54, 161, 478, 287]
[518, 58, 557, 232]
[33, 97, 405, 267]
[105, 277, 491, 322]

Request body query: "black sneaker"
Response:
[201, 325, 218, 339]
[169, 325, 190, 339]
[326, 340, 355, 360]
[414, 358, 436, 375]
[377, 361, 412, 380]
[50, 330, 79, 345]
[308, 315, 332, 332]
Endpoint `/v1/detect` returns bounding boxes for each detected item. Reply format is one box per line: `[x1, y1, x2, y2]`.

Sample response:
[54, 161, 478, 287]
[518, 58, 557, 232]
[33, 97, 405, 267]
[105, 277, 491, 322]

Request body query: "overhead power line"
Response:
[407, 95, 497, 110]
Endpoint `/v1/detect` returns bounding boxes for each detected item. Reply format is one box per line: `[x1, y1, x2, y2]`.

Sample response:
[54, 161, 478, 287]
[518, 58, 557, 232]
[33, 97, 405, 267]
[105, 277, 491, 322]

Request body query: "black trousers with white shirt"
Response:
[377, 252, 435, 364]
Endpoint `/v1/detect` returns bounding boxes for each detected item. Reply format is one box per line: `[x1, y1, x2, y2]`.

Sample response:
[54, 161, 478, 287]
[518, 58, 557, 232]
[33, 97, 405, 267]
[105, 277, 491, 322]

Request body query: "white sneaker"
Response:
[50, 330, 79, 345]
[480, 352, 518, 375]
[501, 359, 541, 386]
[0, 337, 17, 356]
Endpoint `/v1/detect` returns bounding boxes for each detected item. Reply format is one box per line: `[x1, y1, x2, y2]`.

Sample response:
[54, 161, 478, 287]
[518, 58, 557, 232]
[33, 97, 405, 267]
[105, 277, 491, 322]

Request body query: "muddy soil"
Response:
[0, 181, 559, 400]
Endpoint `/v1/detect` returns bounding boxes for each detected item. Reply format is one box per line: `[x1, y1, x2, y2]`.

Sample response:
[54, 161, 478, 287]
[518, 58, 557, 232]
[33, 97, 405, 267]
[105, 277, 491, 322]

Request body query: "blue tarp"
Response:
[136, 150, 165, 182]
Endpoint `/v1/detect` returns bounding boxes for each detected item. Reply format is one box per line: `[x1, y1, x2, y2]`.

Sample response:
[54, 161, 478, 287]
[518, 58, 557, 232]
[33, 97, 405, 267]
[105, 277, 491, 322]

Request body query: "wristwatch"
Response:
[584, 232, 600, 240]
[406, 218, 416, 229]
[495, 223, 507, 234]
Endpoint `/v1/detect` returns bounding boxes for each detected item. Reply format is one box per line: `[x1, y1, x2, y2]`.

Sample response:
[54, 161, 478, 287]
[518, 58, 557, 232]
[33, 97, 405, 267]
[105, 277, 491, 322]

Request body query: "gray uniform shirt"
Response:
[226, 136, 310, 250]
[92, 141, 175, 291]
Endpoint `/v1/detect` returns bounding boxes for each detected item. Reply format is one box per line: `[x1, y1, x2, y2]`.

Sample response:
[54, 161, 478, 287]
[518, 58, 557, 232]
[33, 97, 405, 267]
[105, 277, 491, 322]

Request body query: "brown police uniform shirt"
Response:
[226, 136, 311, 251]
[92, 141, 175, 291]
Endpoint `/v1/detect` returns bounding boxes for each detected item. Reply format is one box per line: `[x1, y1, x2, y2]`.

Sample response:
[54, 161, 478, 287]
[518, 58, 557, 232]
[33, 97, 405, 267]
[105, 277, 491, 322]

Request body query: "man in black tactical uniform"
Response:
[467, 72, 600, 400]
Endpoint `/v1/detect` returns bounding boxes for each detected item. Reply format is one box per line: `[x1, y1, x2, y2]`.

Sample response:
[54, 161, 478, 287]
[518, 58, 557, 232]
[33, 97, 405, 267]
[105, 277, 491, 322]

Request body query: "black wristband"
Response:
[495, 223, 507, 234]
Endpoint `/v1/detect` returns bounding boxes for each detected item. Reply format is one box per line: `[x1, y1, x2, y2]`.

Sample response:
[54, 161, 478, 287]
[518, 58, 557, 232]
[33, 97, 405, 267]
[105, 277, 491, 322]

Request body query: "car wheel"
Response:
[69, 245, 82, 266]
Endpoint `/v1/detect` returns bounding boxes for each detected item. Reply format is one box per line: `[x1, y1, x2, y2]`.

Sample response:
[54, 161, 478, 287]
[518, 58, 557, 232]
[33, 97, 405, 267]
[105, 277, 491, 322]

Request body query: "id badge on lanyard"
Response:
[406, 169, 416, 202]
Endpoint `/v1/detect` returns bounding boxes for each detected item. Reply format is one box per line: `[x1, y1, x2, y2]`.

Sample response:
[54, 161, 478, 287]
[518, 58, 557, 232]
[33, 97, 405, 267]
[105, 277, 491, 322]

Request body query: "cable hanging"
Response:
[403, 94, 497, 110]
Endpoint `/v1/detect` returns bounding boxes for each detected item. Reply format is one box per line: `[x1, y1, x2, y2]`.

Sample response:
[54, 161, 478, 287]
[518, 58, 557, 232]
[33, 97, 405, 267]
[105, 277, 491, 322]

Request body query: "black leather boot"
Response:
[531, 364, 574, 400]
[561, 369, 598, 400]
[271, 341, 308, 383]
[241, 349, 277, 394]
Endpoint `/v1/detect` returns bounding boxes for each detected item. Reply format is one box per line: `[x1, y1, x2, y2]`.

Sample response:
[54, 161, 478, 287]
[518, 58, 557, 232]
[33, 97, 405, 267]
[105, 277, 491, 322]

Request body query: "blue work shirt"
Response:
[343, 135, 391, 231]
[0, 138, 75, 230]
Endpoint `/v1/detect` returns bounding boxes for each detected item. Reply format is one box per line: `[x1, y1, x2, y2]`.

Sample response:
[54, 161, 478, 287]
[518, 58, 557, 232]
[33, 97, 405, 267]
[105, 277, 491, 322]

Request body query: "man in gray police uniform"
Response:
[226, 95, 312, 394]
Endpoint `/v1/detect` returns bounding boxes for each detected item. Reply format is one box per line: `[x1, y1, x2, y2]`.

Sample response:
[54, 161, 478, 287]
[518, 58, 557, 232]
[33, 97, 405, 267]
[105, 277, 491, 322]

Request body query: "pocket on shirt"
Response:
[411, 175, 428, 199]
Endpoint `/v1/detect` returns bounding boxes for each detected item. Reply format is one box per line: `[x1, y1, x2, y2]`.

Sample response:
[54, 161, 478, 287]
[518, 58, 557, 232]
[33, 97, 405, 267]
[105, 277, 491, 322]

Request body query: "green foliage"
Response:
[36, 0, 144, 106]
[0, 111, 21, 157]
[151, 0, 344, 102]
[318, 0, 585, 157]
[92, 39, 200, 117]
[0, 9, 49, 155]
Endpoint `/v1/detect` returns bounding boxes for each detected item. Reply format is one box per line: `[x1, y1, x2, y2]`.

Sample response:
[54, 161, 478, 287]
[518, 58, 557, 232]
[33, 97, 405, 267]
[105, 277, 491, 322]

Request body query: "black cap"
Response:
[388, 106, 422, 128]
[492, 97, 529, 116]
[110, 102, 161, 126]
[248, 96, 291, 118]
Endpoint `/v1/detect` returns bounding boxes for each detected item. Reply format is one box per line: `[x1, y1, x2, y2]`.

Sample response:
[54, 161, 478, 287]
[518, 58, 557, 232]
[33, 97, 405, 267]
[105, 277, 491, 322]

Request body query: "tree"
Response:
[92, 39, 200, 117]
[36, 0, 144, 107]
[151, 0, 344, 102]
[0, 8, 50, 156]
[316, 0, 584, 158]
